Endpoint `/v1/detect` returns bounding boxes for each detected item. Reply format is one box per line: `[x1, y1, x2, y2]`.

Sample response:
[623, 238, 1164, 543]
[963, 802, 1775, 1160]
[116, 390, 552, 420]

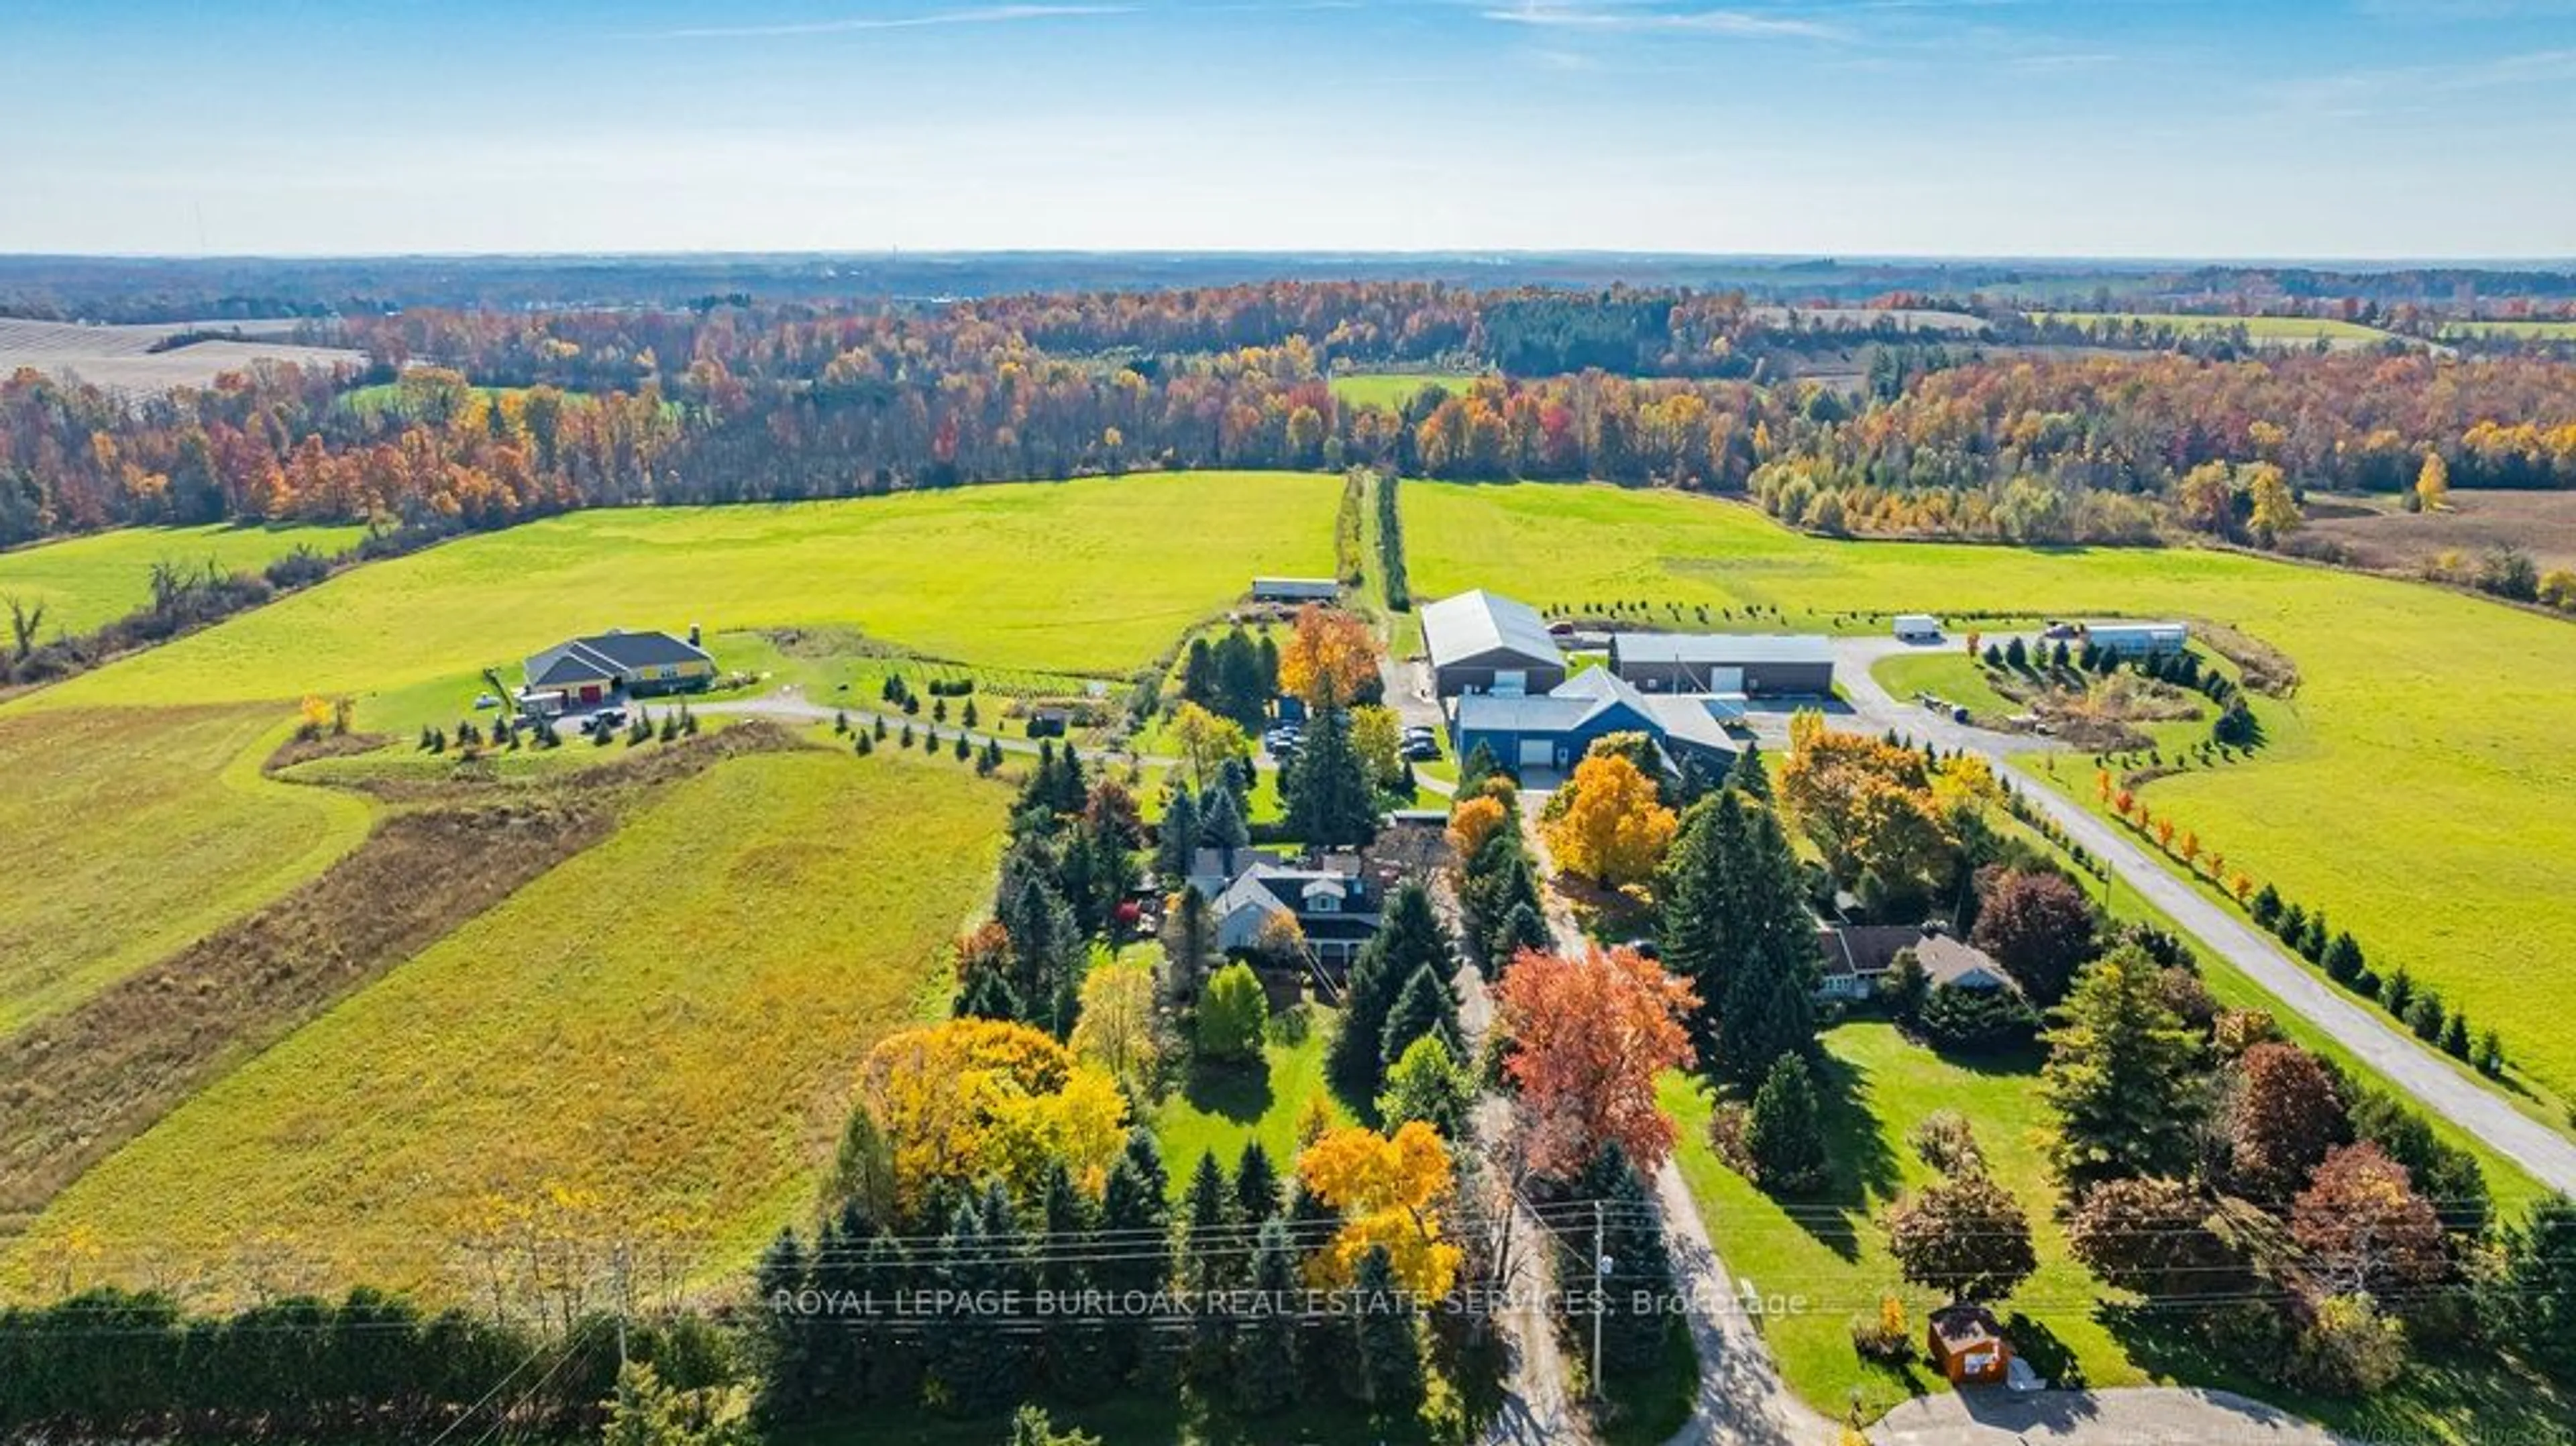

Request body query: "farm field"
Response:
[1403, 480, 2576, 1098]
[0, 317, 364, 394]
[24, 471, 1341, 716]
[1330, 372, 1485, 410]
[2033, 311, 2400, 346]
[0, 705, 371, 1038]
[2302, 489, 2576, 578]
[0, 522, 367, 637]
[6, 748, 1007, 1302]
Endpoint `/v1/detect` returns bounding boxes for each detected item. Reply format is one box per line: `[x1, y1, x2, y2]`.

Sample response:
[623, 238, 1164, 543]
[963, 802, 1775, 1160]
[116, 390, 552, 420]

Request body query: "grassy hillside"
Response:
[7, 749, 1006, 1301]
[0, 522, 366, 638]
[1403, 480, 2576, 1098]
[0, 705, 371, 1038]
[25, 471, 1340, 713]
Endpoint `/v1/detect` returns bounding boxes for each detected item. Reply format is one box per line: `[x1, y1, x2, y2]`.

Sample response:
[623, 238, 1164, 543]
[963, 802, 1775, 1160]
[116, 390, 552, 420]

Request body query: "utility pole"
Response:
[612, 1243, 632, 1368]
[1590, 1201, 1607, 1400]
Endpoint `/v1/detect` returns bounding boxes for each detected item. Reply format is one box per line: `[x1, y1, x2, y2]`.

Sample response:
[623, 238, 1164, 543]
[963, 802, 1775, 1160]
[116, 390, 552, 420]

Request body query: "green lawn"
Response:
[0, 704, 372, 1038]
[1331, 373, 1485, 410]
[1151, 1012, 1347, 1192]
[1404, 480, 2576, 1101]
[27, 471, 1342, 716]
[2033, 312, 2400, 346]
[0, 522, 366, 638]
[6, 749, 1008, 1302]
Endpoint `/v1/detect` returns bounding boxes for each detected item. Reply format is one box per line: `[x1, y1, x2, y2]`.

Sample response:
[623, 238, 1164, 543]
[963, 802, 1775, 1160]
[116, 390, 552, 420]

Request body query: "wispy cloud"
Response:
[1481, 1, 1848, 42]
[639, 5, 1136, 42]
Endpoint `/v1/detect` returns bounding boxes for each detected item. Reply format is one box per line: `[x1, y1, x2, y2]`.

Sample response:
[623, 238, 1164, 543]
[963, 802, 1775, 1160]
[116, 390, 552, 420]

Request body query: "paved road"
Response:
[1833, 636, 2576, 1197]
[1870, 1387, 2350, 1446]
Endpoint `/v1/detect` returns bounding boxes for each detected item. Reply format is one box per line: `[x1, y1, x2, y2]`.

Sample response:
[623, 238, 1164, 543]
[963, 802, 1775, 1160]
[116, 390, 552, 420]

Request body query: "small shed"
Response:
[1927, 1304, 2012, 1385]
[1892, 614, 1944, 644]
[2082, 621, 2190, 659]
[1252, 576, 1341, 604]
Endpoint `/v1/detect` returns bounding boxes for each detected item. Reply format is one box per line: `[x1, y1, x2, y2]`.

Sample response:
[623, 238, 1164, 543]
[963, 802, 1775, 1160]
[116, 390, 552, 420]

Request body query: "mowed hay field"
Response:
[25, 470, 1342, 713]
[8, 750, 1006, 1300]
[0, 706, 370, 1038]
[1403, 481, 2576, 1095]
[0, 522, 366, 638]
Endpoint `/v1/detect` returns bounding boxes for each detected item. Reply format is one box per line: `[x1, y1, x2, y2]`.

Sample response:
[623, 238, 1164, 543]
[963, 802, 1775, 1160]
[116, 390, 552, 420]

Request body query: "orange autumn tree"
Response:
[1296, 1121, 1464, 1297]
[1494, 945, 1698, 1178]
[1542, 752, 1676, 889]
[1277, 604, 1383, 708]
[1446, 793, 1509, 861]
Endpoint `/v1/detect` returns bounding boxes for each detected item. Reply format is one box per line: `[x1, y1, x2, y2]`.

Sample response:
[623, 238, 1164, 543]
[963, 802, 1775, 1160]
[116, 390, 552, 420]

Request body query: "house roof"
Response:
[1816, 923, 1927, 980]
[1613, 632, 1834, 667]
[1641, 695, 1743, 756]
[1930, 1304, 2004, 1349]
[1422, 590, 1564, 671]
[525, 629, 710, 685]
[1917, 933, 2017, 993]
[1456, 667, 1655, 738]
[1212, 861, 1381, 924]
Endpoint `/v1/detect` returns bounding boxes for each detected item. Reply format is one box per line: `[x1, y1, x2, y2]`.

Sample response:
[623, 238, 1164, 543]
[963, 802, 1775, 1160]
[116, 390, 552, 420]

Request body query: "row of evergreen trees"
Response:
[1374, 471, 1410, 610]
[1177, 627, 1281, 734]
[0, 1286, 728, 1439]
[959, 742, 1142, 1030]
[755, 1133, 1428, 1426]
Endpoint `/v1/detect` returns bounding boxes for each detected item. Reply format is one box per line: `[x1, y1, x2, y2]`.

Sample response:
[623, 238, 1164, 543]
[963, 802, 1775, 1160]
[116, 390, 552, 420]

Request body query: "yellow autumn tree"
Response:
[2415, 451, 2450, 512]
[1446, 793, 1509, 861]
[1296, 1121, 1463, 1298]
[1277, 604, 1383, 708]
[2245, 463, 2303, 543]
[1350, 704, 1403, 787]
[1542, 752, 1676, 888]
[1168, 701, 1248, 792]
[1067, 948, 1159, 1092]
[857, 1018, 1128, 1211]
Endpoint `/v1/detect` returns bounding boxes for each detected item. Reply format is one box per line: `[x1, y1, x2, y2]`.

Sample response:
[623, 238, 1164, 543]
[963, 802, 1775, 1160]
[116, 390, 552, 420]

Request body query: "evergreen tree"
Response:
[1199, 785, 1250, 861]
[1457, 740, 1501, 795]
[1726, 739, 1770, 799]
[1156, 785, 1201, 883]
[1001, 875, 1083, 1033]
[2498, 1193, 2576, 1386]
[1182, 1151, 1239, 1388]
[955, 966, 1022, 1021]
[1572, 1144, 1678, 1376]
[1214, 627, 1270, 731]
[1350, 1245, 1424, 1412]
[2043, 946, 2207, 1188]
[1038, 1160, 1111, 1400]
[1233, 1217, 1302, 1415]
[1181, 637, 1218, 707]
[1379, 963, 1460, 1067]
[1495, 900, 1551, 970]
[1096, 1133, 1173, 1384]
[1234, 1141, 1282, 1223]
[1330, 884, 1450, 1103]
[1745, 1054, 1828, 1193]
[927, 1201, 1013, 1415]
[1661, 792, 1817, 1088]
[1283, 705, 1376, 847]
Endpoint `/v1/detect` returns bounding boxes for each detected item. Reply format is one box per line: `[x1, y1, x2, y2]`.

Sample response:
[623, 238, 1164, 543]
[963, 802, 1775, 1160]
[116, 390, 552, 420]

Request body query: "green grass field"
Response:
[1405, 480, 2576, 1100]
[1330, 372, 1485, 410]
[7, 749, 1007, 1302]
[2034, 312, 2400, 346]
[2438, 319, 2576, 340]
[26, 471, 1342, 716]
[1150, 1013, 1346, 1196]
[0, 522, 366, 638]
[0, 705, 372, 1038]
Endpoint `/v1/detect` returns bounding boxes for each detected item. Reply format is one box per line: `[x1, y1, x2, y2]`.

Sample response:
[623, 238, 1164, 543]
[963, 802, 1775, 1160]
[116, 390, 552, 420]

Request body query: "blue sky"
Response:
[3, 0, 2571, 258]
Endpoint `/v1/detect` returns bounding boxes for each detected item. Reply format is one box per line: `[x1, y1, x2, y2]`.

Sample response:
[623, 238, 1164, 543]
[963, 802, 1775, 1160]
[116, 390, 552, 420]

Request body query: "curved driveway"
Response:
[1834, 636, 2576, 1197]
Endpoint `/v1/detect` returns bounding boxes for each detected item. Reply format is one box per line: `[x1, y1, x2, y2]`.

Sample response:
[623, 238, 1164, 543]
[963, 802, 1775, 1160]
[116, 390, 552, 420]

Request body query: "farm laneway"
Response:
[1833, 636, 2576, 1197]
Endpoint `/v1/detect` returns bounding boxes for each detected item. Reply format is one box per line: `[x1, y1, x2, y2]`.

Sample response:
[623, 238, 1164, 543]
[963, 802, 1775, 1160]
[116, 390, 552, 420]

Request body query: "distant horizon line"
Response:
[5, 247, 2574, 271]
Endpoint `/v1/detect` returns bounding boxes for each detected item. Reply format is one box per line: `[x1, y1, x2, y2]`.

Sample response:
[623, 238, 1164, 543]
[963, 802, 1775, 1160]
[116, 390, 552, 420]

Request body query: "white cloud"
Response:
[1480, 1, 1847, 42]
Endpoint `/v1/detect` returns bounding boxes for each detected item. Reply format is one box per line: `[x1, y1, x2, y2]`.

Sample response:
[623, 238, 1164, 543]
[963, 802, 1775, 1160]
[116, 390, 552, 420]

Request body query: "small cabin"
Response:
[1926, 1304, 2012, 1385]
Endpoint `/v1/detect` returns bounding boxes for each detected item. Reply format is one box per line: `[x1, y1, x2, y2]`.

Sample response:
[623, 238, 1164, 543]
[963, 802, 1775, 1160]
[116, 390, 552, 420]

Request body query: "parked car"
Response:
[1401, 739, 1440, 761]
[1623, 938, 1661, 960]
[472, 692, 500, 710]
[1547, 620, 1576, 636]
[1951, 706, 1972, 724]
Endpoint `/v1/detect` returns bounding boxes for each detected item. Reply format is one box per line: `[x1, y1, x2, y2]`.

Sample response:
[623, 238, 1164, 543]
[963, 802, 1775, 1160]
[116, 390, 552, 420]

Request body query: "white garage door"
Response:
[1707, 666, 1745, 694]
[1517, 738, 1556, 769]
[1493, 669, 1528, 696]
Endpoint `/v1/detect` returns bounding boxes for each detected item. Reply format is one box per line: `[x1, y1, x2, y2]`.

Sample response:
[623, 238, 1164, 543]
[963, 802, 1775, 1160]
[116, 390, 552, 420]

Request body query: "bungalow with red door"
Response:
[521, 627, 715, 711]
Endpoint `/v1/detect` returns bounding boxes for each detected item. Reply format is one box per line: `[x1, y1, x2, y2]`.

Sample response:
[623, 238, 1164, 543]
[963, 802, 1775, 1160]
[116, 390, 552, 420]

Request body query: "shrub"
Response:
[1907, 1110, 1986, 1178]
[1917, 983, 2038, 1054]
[1849, 1295, 1913, 1364]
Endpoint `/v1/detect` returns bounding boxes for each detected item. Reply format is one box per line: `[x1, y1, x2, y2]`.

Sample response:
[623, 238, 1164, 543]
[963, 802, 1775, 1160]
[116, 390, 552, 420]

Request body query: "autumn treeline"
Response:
[7, 284, 2576, 549]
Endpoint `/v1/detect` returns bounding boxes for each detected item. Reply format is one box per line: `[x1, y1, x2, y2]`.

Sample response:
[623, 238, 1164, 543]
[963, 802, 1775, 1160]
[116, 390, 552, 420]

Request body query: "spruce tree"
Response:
[1284, 705, 1375, 848]
[1234, 1217, 1302, 1415]
[1727, 740, 1770, 799]
[1234, 1141, 1282, 1223]
[1156, 785, 1201, 883]
[927, 1200, 1011, 1415]
[1746, 1054, 1828, 1194]
[1330, 885, 1448, 1104]
[1379, 964, 1460, 1068]
[1097, 1134, 1173, 1383]
[1662, 792, 1817, 1087]
[1182, 1151, 1238, 1388]
[1038, 1159, 1111, 1400]
[2042, 946, 2206, 1188]
[1199, 785, 1250, 862]
[1573, 1144, 1677, 1376]
[1351, 1245, 1424, 1412]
